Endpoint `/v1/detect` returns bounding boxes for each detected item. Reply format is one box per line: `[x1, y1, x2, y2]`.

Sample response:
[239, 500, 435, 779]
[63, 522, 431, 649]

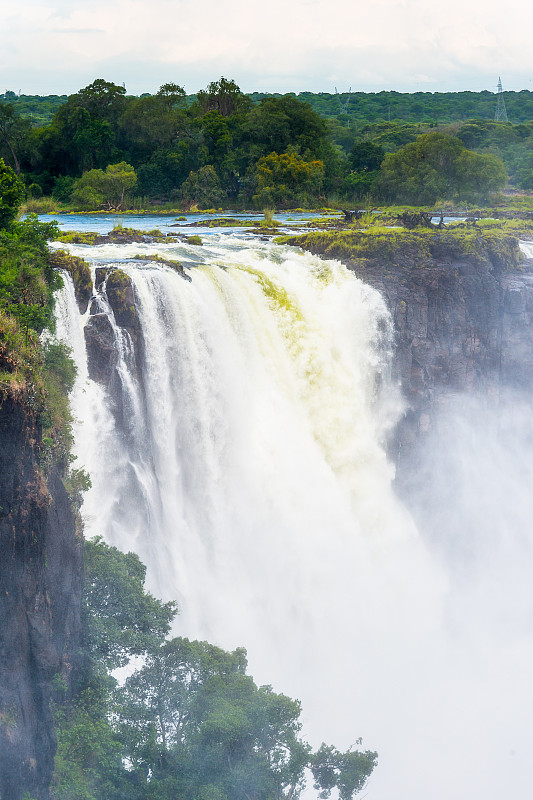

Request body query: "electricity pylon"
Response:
[494, 77, 508, 122]
[335, 87, 351, 114]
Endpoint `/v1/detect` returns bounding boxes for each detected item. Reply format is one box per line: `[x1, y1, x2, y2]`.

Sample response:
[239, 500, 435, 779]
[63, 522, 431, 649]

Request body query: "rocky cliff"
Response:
[287, 227, 533, 482]
[0, 394, 82, 800]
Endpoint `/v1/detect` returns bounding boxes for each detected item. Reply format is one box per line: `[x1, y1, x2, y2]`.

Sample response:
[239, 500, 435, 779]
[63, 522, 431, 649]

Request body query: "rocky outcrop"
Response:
[83, 268, 146, 438]
[358, 253, 533, 463]
[0, 396, 82, 800]
[106, 269, 140, 333]
[84, 268, 141, 392]
[84, 312, 118, 384]
[48, 250, 93, 313]
[360, 254, 509, 463]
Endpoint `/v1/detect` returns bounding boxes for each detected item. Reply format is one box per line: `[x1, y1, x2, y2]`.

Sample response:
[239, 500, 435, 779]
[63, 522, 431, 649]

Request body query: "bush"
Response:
[181, 165, 226, 209]
[71, 162, 137, 211]
[27, 182, 43, 199]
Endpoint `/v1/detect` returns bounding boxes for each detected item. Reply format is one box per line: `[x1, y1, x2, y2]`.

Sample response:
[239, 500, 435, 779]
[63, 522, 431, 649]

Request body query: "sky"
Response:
[1, 0, 532, 96]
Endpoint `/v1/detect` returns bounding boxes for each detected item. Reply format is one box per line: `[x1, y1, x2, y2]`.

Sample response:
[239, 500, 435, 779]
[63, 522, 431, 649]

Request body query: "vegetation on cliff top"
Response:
[283, 221, 526, 272]
[48, 248, 93, 312]
[0, 159, 83, 471]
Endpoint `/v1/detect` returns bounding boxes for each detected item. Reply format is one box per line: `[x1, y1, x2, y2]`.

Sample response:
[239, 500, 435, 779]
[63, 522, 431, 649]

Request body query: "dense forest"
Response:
[1, 79, 532, 208]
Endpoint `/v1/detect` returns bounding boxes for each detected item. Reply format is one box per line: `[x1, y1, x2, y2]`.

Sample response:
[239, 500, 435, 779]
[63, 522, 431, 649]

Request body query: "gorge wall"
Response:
[0, 394, 82, 800]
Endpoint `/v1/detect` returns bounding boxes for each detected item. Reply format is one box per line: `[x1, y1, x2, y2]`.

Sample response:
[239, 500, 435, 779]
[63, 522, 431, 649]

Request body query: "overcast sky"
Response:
[1, 0, 531, 96]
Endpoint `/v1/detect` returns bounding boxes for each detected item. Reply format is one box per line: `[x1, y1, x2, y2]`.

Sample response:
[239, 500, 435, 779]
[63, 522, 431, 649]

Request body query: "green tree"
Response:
[51, 539, 377, 800]
[0, 158, 25, 228]
[118, 83, 190, 163]
[73, 79, 127, 122]
[201, 111, 233, 173]
[339, 171, 376, 201]
[181, 165, 226, 208]
[453, 149, 507, 201]
[71, 162, 137, 211]
[37, 105, 116, 178]
[197, 78, 252, 118]
[82, 537, 176, 670]
[136, 142, 200, 199]
[52, 539, 176, 800]
[348, 141, 385, 173]
[116, 637, 376, 800]
[375, 132, 507, 204]
[252, 150, 325, 207]
[33, 80, 130, 181]
[0, 103, 31, 174]
[311, 743, 378, 800]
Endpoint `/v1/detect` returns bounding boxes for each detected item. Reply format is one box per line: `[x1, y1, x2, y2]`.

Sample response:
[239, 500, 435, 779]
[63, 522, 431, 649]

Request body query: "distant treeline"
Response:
[3, 87, 533, 126]
[0, 90, 67, 126]
[271, 89, 533, 124]
[2, 78, 532, 208]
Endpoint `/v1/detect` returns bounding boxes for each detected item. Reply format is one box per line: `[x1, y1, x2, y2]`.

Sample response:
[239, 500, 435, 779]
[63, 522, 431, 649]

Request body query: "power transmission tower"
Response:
[494, 77, 508, 122]
[335, 86, 351, 114]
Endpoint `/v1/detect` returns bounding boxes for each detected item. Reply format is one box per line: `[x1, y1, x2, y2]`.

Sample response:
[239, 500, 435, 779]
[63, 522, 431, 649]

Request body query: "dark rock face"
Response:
[0, 397, 82, 800]
[106, 269, 140, 332]
[84, 312, 118, 384]
[501, 274, 533, 386]
[83, 268, 146, 440]
[83, 269, 142, 391]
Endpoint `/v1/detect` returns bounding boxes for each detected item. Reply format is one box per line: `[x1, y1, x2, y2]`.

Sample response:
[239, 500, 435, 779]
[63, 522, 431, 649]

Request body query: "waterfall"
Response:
[53, 232, 533, 800]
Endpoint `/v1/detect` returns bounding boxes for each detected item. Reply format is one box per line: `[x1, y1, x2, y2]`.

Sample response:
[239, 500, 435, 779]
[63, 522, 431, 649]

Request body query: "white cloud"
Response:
[1, 0, 532, 94]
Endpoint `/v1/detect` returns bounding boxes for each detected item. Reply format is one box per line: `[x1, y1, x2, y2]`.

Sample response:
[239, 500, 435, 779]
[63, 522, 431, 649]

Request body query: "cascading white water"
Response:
[53, 231, 533, 800]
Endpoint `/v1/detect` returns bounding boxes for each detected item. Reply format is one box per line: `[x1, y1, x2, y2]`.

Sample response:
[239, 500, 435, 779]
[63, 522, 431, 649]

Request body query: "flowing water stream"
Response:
[52, 218, 533, 800]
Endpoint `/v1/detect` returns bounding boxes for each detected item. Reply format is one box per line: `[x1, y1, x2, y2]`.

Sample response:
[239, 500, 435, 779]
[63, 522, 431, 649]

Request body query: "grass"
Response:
[56, 231, 99, 245]
[133, 254, 185, 271]
[21, 197, 62, 214]
[0, 310, 41, 392]
[186, 217, 255, 228]
[282, 222, 525, 272]
[260, 209, 280, 228]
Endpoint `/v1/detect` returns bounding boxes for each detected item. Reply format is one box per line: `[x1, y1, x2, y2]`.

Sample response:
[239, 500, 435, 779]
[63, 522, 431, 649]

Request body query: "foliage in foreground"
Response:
[51, 538, 377, 800]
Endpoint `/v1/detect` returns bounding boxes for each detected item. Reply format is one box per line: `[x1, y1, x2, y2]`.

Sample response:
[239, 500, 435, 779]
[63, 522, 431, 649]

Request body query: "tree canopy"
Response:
[374, 132, 507, 203]
[70, 162, 137, 211]
[1, 78, 520, 207]
[51, 538, 377, 800]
